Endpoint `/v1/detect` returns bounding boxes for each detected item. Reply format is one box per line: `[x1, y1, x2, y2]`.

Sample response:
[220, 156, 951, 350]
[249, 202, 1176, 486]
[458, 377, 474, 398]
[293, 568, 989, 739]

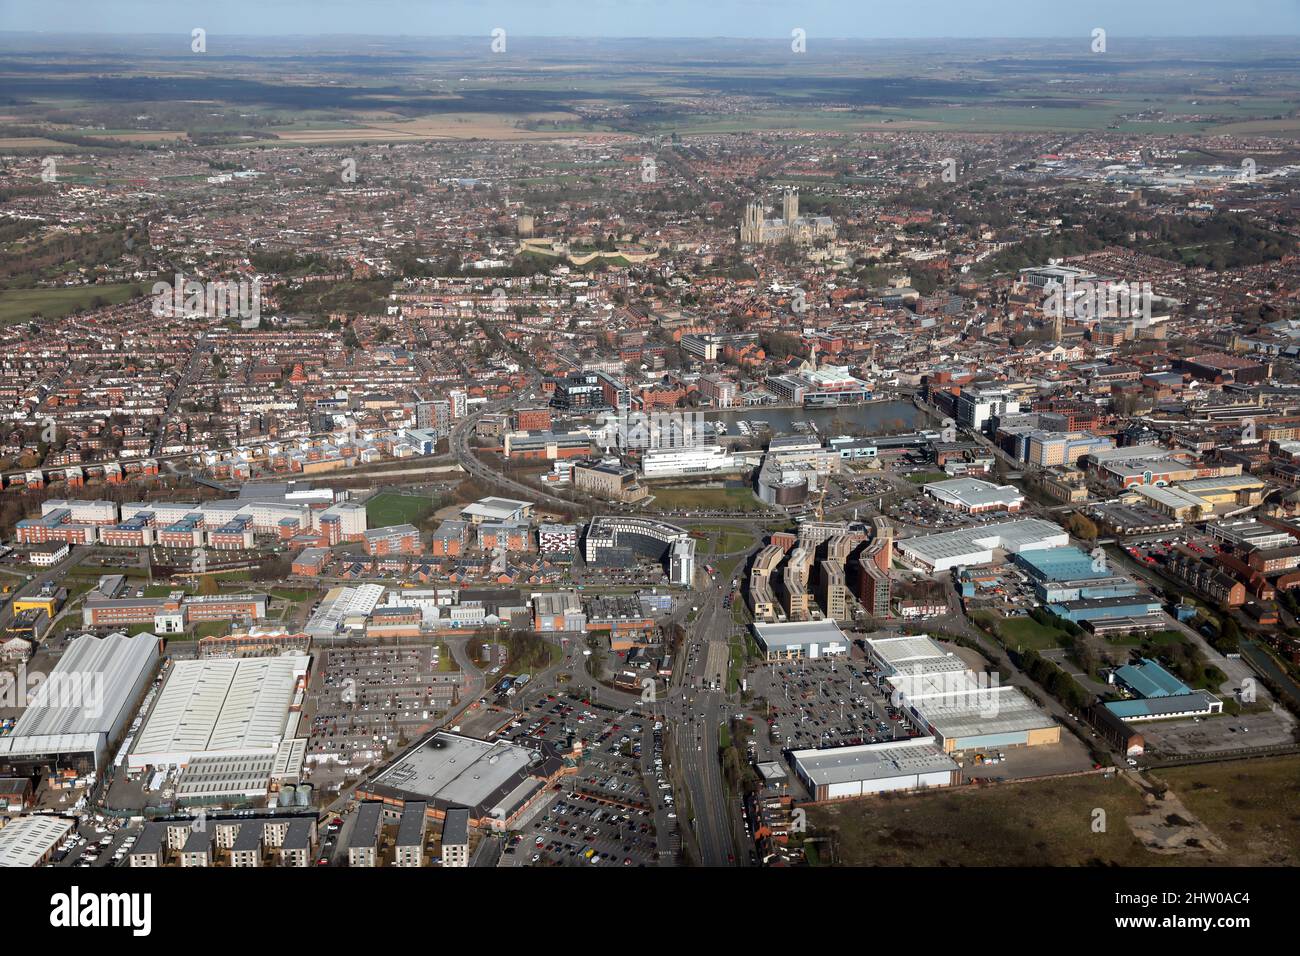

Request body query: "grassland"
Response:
[806, 754, 1300, 867]
[0, 283, 144, 325]
[192, 621, 231, 639]
[649, 486, 767, 513]
[994, 615, 1072, 652]
[689, 525, 757, 555]
[364, 492, 434, 528]
[1150, 756, 1300, 866]
[806, 773, 1160, 866]
[905, 471, 950, 485]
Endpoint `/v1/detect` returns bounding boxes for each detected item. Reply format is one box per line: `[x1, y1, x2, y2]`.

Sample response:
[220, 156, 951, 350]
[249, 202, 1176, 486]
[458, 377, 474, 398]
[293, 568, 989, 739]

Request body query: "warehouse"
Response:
[922, 477, 1024, 514]
[1089, 501, 1182, 537]
[1046, 594, 1164, 624]
[896, 518, 1068, 572]
[752, 620, 850, 660]
[0, 631, 161, 774]
[1130, 484, 1208, 521]
[1103, 657, 1223, 722]
[128, 655, 310, 771]
[1105, 692, 1223, 722]
[1013, 546, 1140, 603]
[1112, 657, 1191, 699]
[359, 731, 567, 831]
[908, 685, 1062, 752]
[0, 814, 75, 866]
[790, 739, 960, 800]
[866, 635, 1061, 752]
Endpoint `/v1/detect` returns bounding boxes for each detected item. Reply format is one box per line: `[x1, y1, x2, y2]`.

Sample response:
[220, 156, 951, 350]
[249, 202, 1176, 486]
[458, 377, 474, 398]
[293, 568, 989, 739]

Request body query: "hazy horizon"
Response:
[2, 0, 1298, 39]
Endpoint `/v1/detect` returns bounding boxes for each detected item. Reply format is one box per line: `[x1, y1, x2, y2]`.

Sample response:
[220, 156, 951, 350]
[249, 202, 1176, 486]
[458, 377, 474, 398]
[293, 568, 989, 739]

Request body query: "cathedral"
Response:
[740, 188, 837, 245]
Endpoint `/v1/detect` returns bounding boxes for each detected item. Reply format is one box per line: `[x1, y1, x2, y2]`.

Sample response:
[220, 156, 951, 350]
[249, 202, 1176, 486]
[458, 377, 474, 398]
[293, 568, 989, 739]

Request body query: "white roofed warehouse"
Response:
[0, 814, 75, 867]
[791, 739, 960, 800]
[922, 477, 1024, 514]
[0, 631, 162, 775]
[752, 620, 850, 660]
[866, 635, 1061, 752]
[896, 518, 1068, 572]
[128, 655, 310, 771]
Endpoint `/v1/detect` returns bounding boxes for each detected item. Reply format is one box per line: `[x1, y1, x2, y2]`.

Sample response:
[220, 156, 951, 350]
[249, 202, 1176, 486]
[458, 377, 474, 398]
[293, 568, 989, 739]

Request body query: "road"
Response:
[151, 332, 211, 456]
[669, 582, 740, 866]
[448, 378, 583, 511]
[0, 544, 92, 631]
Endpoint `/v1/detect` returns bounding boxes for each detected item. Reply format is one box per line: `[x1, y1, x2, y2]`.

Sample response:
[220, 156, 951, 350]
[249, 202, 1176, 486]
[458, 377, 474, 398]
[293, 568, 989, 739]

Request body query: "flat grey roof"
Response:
[349, 802, 384, 849]
[370, 732, 535, 809]
[898, 518, 1066, 564]
[915, 685, 1058, 741]
[866, 634, 958, 668]
[752, 619, 848, 648]
[0, 631, 160, 759]
[791, 740, 957, 786]
[396, 801, 428, 847]
[442, 806, 470, 846]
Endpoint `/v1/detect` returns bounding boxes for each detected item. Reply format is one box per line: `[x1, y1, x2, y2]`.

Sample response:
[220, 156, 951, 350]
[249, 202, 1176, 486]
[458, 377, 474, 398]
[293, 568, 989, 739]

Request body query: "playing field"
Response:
[0, 283, 144, 324]
[649, 486, 768, 512]
[364, 492, 434, 528]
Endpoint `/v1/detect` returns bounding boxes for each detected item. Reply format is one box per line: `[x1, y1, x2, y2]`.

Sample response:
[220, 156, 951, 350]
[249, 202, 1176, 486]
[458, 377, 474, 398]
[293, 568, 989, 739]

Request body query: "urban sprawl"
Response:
[0, 36, 1299, 873]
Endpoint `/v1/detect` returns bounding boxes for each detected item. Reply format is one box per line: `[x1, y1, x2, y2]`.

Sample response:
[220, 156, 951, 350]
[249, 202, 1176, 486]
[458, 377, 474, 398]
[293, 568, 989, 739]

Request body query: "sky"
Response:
[2, 0, 1299, 38]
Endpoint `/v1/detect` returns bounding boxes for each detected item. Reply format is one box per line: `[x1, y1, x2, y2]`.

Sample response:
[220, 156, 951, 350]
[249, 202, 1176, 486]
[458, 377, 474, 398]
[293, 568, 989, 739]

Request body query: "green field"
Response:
[905, 471, 950, 485]
[690, 525, 756, 556]
[0, 283, 144, 324]
[365, 492, 434, 528]
[649, 486, 767, 513]
[995, 615, 1072, 652]
[269, 587, 316, 603]
[191, 621, 231, 639]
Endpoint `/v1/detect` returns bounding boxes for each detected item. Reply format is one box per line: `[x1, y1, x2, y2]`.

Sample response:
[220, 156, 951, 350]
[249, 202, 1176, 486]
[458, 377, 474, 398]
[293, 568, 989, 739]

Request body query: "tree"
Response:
[1065, 512, 1098, 541]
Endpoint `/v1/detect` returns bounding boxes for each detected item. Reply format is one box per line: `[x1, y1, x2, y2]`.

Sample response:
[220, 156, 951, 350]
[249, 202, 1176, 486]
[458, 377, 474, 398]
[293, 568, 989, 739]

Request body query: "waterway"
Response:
[1240, 639, 1300, 708]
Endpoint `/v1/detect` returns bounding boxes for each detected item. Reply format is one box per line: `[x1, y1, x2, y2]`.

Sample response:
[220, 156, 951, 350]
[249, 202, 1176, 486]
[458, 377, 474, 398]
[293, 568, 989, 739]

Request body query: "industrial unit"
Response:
[129, 655, 310, 772]
[0, 631, 161, 774]
[867, 635, 1061, 752]
[791, 739, 960, 800]
[752, 620, 850, 660]
[896, 518, 1068, 572]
